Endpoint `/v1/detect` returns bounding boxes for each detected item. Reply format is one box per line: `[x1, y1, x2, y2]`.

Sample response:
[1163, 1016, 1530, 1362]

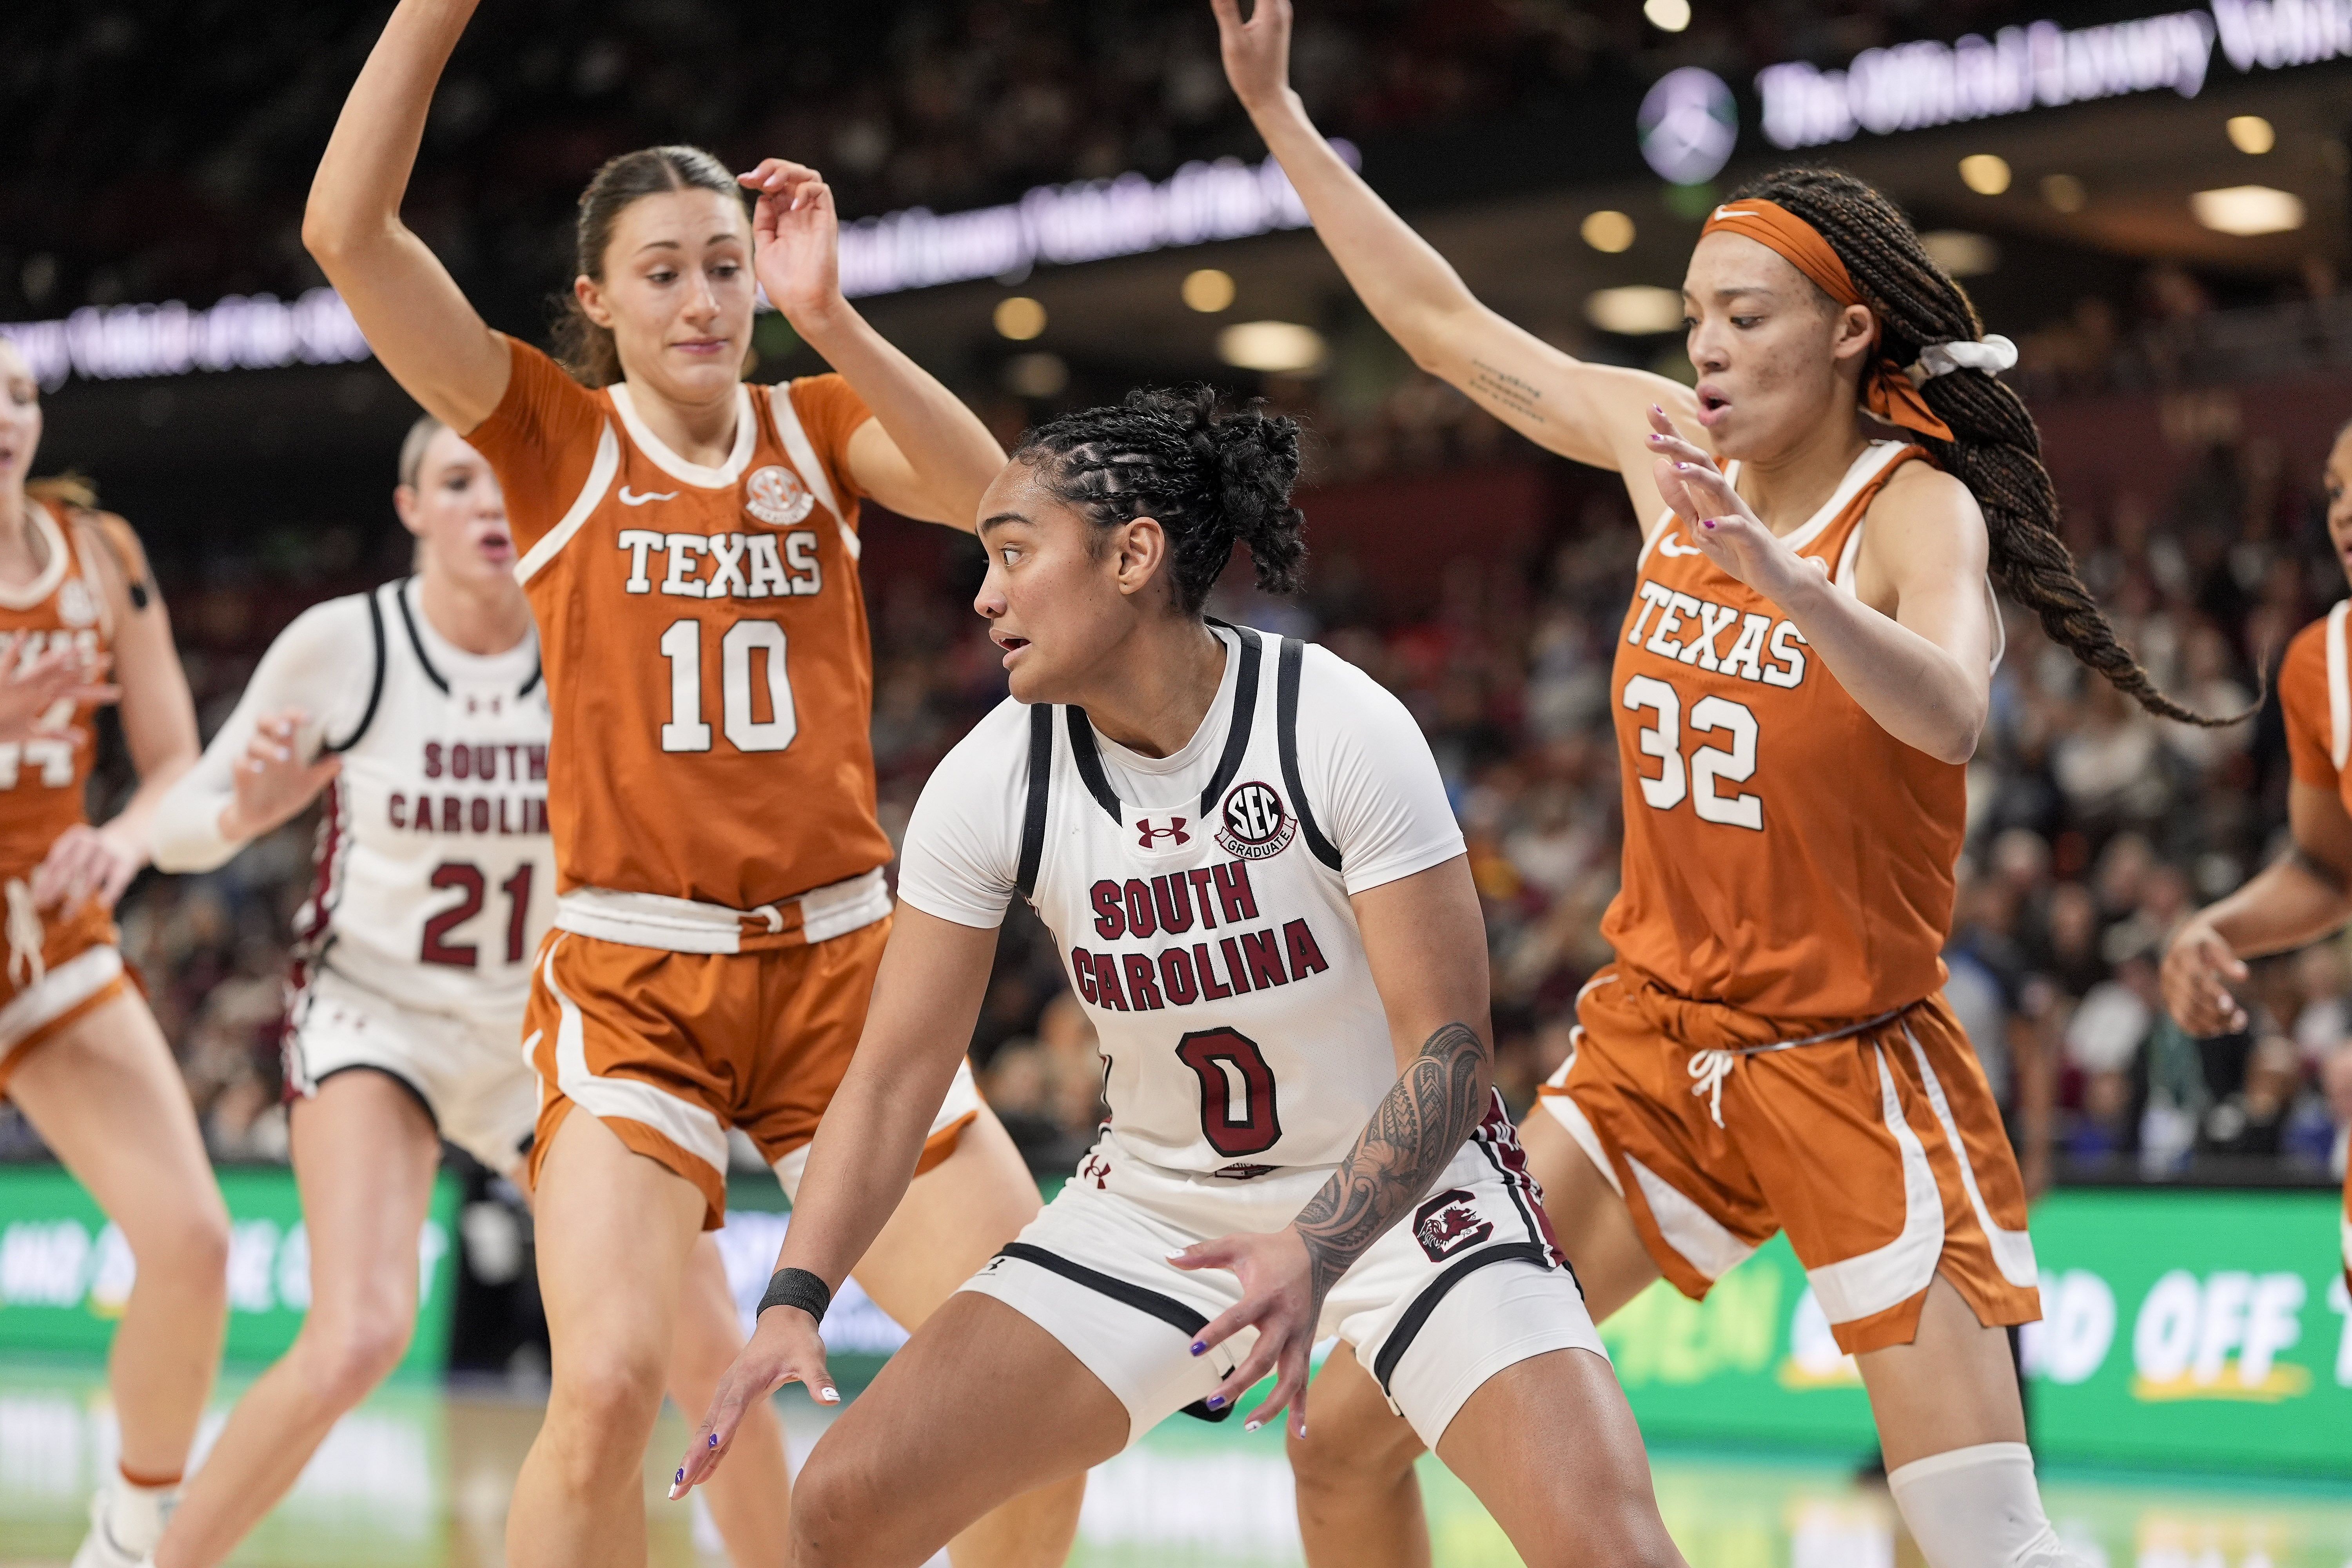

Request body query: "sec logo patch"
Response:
[1214, 780, 1296, 861]
[745, 465, 815, 527]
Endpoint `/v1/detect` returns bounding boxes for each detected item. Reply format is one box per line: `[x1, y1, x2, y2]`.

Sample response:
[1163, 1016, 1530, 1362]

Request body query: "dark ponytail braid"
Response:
[1730, 167, 2248, 728]
[1014, 386, 1307, 615]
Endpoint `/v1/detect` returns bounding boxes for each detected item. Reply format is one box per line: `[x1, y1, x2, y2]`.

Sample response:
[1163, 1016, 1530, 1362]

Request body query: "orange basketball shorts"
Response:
[523, 911, 978, 1229]
[0, 895, 131, 1098]
[1537, 964, 2040, 1354]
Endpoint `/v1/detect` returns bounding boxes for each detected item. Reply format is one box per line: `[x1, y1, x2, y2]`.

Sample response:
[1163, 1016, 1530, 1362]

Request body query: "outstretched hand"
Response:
[221, 709, 342, 843]
[670, 1304, 838, 1502]
[0, 642, 116, 744]
[1644, 405, 1825, 606]
[2160, 916, 2250, 1037]
[740, 159, 842, 326]
[1168, 1225, 1318, 1438]
[1210, 0, 1296, 114]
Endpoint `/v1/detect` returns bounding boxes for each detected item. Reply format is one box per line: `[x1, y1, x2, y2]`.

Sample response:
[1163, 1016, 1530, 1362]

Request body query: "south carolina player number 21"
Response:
[657, 616, 795, 754]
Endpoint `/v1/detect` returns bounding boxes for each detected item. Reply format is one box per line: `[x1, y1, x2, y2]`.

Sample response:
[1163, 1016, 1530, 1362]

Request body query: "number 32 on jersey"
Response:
[1622, 675, 1761, 831]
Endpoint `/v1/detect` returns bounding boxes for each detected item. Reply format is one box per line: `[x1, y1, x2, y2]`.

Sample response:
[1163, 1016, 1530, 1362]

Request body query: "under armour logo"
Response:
[1136, 817, 1190, 848]
[618, 486, 678, 506]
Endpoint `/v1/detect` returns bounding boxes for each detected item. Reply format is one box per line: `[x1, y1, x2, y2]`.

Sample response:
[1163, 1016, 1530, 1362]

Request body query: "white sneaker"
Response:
[70, 1477, 174, 1568]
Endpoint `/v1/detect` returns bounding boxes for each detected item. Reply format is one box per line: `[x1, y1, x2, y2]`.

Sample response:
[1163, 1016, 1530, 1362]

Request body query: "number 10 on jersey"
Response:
[658, 617, 797, 753]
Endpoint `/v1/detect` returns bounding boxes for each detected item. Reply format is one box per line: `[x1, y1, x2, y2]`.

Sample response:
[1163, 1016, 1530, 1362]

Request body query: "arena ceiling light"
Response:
[1182, 269, 1236, 312]
[1216, 321, 1327, 373]
[1922, 231, 2001, 278]
[994, 297, 1047, 340]
[1002, 352, 1069, 398]
[2190, 184, 2305, 234]
[2040, 173, 2088, 212]
[1581, 211, 1637, 254]
[1584, 286, 1685, 336]
[2227, 114, 2276, 153]
[1959, 154, 2012, 195]
[1643, 0, 1691, 32]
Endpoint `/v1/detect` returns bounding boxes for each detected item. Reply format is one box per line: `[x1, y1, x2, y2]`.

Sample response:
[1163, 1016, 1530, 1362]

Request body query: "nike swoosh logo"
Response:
[1657, 531, 1702, 557]
[618, 487, 678, 506]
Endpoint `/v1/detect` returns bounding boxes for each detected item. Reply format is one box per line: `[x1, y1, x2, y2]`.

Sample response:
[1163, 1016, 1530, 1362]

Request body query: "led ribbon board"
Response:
[1754, 0, 2352, 151]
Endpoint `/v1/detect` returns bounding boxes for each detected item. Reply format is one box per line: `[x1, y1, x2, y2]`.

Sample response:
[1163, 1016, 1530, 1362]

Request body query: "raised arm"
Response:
[2163, 780, 2352, 1036]
[1172, 854, 1494, 1436]
[742, 161, 1005, 530]
[302, 0, 510, 430]
[1212, 0, 1695, 521]
[672, 904, 997, 1494]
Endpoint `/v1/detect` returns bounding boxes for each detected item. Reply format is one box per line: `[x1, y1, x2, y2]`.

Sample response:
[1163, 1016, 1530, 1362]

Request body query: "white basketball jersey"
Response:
[1014, 628, 1407, 1177]
[297, 579, 554, 1014]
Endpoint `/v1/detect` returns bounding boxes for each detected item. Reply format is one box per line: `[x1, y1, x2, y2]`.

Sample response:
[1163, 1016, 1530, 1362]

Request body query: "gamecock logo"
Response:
[1412, 1189, 1493, 1262]
[1214, 780, 1296, 861]
[744, 465, 815, 527]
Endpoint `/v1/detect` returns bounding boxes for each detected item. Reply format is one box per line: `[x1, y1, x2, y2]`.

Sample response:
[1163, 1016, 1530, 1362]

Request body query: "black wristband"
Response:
[757, 1267, 831, 1323]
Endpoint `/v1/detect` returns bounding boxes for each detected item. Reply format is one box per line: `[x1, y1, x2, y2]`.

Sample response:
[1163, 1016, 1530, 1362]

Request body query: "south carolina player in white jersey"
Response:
[677, 390, 1684, 1568]
[141, 418, 794, 1568]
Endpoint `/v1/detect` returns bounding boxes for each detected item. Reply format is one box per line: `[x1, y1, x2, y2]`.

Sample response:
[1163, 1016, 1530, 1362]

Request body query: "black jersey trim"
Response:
[995, 1241, 1236, 1425]
[1063, 706, 1122, 824]
[1198, 622, 1263, 818]
[519, 661, 543, 697]
[323, 587, 390, 755]
[1274, 637, 1342, 871]
[393, 577, 450, 695]
[1016, 703, 1054, 901]
[1370, 1241, 1550, 1396]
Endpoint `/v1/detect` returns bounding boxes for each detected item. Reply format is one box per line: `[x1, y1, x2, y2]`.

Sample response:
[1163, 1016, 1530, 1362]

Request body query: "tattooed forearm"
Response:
[1468, 359, 1546, 424]
[1291, 1021, 1491, 1299]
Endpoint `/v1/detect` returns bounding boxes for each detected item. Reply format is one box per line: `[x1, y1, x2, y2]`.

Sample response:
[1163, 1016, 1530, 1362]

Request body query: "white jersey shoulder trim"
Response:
[0, 504, 74, 610]
[515, 421, 621, 586]
[767, 383, 855, 560]
[2327, 598, 2350, 769]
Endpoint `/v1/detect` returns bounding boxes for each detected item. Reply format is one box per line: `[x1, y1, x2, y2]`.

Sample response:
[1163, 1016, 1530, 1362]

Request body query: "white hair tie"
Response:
[1904, 334, 2018, 386]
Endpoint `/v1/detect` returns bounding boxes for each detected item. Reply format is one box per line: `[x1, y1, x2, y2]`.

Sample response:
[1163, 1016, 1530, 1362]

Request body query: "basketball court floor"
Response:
[2, 1357, 2347, 1566]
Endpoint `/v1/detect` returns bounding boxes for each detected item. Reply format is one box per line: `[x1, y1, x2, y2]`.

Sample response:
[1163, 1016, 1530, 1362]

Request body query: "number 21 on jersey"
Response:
[658, 617, 797, 754]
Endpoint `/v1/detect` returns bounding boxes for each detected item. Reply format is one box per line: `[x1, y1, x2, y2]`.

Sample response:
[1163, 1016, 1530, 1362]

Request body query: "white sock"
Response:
[101, 1472, 178, 1558]
[1887, 1442, 2082, 1568]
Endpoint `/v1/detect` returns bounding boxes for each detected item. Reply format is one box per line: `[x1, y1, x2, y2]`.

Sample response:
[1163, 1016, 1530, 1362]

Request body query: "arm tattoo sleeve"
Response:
[1291, 1021, 1491, 1301]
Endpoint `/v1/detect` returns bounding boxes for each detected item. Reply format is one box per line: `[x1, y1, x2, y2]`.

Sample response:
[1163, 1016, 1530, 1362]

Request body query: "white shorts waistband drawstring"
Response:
[1686, 1003, 1914, 1127]
[5, 879, 45, 988]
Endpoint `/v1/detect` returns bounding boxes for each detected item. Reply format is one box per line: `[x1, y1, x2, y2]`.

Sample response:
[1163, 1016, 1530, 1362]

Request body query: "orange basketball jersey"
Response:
[2281, 603, 2352, 814]
[1600, 440, 1964, 1022]
[0, 502, 114, 880]
[468, 339, 894, 912]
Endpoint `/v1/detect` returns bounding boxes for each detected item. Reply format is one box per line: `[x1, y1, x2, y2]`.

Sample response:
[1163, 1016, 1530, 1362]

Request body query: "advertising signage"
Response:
[1642, 0, 2352, 181]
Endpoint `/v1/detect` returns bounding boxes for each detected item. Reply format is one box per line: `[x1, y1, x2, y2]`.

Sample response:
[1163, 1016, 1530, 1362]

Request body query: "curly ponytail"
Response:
[1730, 167, 2248, 728]
[1013, 387, 1307, 615]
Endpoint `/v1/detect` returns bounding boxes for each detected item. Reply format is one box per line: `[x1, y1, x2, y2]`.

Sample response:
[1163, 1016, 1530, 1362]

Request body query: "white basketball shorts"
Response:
[285, 964, 538, 1174]
[959, 1097, 1606, 1450]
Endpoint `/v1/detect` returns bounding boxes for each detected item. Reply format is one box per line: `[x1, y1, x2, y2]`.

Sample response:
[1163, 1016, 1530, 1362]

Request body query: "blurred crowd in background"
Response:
[5, 291, 2349, 1200]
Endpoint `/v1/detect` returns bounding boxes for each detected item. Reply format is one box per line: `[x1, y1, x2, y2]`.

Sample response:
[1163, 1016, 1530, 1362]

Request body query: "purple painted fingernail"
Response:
[1190, 1340, 1206, 1356]
[1701, 518, 1717, 529]
[1206, 1394, 1226, 1410]
[674, 1467, 685, 1484]
[708, 1433, 718, 1447]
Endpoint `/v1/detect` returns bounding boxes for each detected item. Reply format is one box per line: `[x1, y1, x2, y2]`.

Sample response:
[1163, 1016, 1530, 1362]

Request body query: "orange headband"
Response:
[1700, 199, 1954, 443]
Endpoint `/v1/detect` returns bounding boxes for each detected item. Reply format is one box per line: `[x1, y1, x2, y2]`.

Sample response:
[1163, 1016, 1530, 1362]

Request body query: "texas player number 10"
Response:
[657, 617, 798, 755]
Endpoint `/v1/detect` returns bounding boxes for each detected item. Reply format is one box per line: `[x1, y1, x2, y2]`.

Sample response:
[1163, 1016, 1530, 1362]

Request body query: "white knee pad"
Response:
[1887, 1443, 2083, 1568]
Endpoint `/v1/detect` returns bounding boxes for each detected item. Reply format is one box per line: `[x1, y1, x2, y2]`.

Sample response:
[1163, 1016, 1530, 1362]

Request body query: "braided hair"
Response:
[1014, 387, 1307, 615]
[1731, 167, 2245, 727]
